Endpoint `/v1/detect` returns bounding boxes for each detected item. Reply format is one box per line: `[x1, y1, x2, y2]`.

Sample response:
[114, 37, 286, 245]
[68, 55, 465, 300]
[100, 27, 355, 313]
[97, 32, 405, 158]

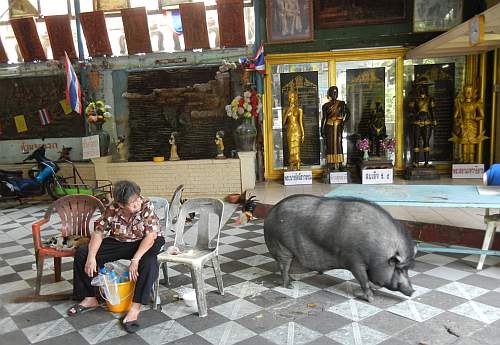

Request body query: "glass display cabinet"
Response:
[264, 48, 406, 180]
[263, 48, 470, 180]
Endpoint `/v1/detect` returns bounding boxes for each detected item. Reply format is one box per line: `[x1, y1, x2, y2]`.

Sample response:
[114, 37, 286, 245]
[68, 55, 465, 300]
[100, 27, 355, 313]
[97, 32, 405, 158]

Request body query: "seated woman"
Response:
[67, 180, 165, 333]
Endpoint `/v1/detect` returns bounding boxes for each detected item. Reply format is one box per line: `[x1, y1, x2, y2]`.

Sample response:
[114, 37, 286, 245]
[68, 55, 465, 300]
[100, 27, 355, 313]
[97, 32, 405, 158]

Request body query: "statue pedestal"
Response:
[359, 159, 393, 171]
[358, 159, 393, 185]
[405, 166, 440, 180]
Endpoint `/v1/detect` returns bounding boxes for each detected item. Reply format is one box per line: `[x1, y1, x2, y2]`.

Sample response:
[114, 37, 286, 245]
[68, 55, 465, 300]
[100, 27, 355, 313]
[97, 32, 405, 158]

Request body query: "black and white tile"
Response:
[1, 201, 500, 344]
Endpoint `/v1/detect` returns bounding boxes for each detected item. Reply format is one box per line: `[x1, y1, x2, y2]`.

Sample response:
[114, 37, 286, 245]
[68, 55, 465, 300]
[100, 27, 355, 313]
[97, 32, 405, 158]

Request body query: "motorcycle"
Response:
[0, 145, 63, 201]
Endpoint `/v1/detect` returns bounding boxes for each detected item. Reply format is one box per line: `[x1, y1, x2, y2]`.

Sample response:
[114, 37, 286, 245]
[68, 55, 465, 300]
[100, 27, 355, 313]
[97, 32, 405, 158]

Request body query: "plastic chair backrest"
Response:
[168, 184, 184, 231]
[45, 194, 105, 237]
[148, 197, 169, 237]
[173, 198, 224, 252]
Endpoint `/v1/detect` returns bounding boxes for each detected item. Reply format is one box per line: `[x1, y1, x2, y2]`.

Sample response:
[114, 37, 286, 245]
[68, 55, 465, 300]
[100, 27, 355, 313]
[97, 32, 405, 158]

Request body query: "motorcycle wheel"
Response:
[45, 176, 64, 200]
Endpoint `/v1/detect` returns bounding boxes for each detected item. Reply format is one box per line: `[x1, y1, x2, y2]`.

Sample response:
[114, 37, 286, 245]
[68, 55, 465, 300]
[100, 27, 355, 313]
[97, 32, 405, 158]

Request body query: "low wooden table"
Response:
[325, 184, 500, 269]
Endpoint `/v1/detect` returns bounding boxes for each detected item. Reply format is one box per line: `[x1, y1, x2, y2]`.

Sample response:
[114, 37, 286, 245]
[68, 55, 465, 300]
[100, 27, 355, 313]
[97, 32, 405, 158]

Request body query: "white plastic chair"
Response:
[143, 197, 170, 306]
[148, 197, 169, 235]
[155, 185, 185, 287]
[168, 184, 185, 233]
[153, 198, 225, 317]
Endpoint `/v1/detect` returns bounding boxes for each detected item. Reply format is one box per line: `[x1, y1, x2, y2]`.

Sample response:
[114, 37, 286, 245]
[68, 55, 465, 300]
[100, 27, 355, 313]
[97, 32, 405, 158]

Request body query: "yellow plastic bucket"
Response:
[105, 280, 136, 313]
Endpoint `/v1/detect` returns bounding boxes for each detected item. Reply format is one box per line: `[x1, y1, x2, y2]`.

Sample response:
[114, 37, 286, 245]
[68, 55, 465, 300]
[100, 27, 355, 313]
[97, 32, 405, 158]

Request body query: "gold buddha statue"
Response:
[282, 91, 304, 171]
[449, 85, 487, 163]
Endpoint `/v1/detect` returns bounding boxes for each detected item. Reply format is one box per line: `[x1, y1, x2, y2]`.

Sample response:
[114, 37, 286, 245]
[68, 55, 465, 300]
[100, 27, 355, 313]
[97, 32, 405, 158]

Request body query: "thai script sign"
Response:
[329, 171, 348, 184]
[452, 164, 484, 179]
[362, 168, 393, 184]
[284, 170, 313, 186]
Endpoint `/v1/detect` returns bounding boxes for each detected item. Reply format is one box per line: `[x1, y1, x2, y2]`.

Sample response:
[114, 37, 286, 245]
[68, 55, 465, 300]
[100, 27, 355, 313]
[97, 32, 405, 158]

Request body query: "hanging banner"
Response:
[59, 99, 72, 115]
[37, 108, 52, 126]
[82, 135, 100, 159]
[14, 115, 28, 133]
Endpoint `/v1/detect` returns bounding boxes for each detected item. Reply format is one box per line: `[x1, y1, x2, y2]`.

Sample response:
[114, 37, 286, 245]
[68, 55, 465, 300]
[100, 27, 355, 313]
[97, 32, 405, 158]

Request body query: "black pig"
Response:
[264, 195, 416, 302]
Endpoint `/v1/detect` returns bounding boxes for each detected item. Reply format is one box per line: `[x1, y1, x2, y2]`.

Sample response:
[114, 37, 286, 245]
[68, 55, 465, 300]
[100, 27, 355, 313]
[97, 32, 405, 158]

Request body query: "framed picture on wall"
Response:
[8, 0, 38, 19]
[266, 0, 314, 44]
[93, 0, 130, 12]
[315, 0, 408, 29]
[413, 0, 463, 32]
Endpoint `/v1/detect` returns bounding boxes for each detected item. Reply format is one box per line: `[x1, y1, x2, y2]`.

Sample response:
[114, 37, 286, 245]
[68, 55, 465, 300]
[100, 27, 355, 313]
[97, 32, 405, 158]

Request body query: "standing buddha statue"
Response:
[282, 91, 304, 171]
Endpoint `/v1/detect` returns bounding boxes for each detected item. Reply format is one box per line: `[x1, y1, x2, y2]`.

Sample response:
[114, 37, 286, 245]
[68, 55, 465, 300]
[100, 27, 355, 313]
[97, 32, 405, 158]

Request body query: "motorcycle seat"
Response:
[18, 178, 40, 191]
[0, 169, 23, 177]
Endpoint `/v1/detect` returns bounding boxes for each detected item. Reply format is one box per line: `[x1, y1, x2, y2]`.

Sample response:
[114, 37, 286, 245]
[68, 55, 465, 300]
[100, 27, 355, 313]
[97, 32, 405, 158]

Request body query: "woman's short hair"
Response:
[113, 180, 141, 204]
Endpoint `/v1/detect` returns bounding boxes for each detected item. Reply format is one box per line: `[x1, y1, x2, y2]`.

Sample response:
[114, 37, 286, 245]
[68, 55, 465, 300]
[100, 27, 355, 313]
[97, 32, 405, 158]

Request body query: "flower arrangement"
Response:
[225, 90, 262, 120]
[85, 100, 112, 124]
[356, 138, 370, 152]
[381, 137, 396, 153]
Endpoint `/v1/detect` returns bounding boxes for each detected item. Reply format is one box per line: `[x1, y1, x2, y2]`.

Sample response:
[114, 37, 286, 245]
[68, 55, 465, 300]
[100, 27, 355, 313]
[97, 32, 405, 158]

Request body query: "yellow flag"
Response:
[59, 99, 72, 115]
[14, 115, 28, 133]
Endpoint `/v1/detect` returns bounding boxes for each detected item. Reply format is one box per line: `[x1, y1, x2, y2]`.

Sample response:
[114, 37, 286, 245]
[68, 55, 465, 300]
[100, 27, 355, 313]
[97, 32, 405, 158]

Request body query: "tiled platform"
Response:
[1, 200, 500, 345]
[252, 179, 494, 230]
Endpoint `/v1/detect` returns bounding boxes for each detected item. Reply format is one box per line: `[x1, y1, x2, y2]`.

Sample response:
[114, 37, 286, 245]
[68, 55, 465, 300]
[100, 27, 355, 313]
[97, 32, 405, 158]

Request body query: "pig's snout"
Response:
[399, 284, 415, 297]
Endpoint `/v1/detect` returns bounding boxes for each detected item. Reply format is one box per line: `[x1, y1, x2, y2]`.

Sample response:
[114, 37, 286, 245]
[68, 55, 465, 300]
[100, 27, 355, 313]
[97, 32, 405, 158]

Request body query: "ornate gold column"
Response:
[395, 56, 405, 172]
[328, 60, 336, 86]
[491, 49, 499, 164]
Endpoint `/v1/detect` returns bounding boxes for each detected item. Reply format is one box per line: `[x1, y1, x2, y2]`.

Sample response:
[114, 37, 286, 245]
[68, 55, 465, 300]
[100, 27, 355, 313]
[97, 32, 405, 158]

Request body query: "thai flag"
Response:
[254, 44, 265, 74]
[163, 9, 182, 36]
[37, 108, 52, 126]
[64, 52, 82, 115]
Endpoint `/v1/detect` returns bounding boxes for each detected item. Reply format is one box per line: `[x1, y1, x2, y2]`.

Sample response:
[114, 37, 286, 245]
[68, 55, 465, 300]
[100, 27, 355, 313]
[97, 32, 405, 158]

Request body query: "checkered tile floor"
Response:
[1, 201, 500, 345]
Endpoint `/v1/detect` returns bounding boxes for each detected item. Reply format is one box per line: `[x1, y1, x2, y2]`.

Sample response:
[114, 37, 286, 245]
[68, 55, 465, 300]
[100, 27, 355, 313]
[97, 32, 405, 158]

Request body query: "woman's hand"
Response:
[85, 256, 97, 277]
[129, 259, 139, 282]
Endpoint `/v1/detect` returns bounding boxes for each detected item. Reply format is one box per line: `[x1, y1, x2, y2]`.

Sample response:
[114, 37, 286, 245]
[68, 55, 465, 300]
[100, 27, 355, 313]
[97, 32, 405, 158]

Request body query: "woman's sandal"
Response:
[122, 318, 140, 333]
[67, 304, 98, 317]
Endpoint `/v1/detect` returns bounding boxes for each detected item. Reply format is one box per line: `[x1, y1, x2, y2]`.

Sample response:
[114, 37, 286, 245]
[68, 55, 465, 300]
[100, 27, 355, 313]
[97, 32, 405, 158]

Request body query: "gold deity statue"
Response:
[215, 130, 226, 159]
[449, 85, 487, 163]
[169, 132, 180, 161]
[282, 91, 304, 170]
[115, 136, 127, 162]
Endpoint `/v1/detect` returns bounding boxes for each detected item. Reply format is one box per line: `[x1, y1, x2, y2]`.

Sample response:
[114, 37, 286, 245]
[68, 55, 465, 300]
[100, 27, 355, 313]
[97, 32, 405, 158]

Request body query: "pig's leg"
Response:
[277, 256, 294, 289]
[369, 282, 381, 290]
[351, 267, 374, 302]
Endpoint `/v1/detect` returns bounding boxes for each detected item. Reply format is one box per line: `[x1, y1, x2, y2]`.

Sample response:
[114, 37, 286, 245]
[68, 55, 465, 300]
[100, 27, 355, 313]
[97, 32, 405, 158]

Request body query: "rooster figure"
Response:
[237, 195, 258, 225]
